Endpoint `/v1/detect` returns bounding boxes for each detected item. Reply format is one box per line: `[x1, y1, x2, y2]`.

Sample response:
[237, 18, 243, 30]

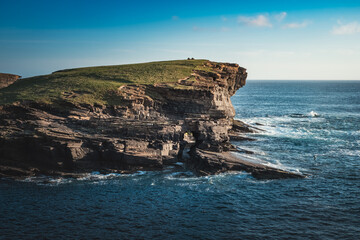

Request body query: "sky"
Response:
[1, 0, 360, 80]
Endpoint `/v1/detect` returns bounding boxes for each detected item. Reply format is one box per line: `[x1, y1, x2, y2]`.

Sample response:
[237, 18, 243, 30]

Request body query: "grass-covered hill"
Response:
[0, 59, 210, 106]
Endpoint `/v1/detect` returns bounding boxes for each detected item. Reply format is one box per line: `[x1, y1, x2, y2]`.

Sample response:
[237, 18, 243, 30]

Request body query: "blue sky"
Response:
[1, 0, 360, 79]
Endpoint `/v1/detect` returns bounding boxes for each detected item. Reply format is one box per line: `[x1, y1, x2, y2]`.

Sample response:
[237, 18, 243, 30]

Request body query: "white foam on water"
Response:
[232, 117, 314, 175]
[240, 110, 324, 126]
[21, 176, 73, 185]
[20, 170, 153, 185]
[232, 152, 268, 164]
[262, 160, 303, 174]
[206, 171, 251, 180]
[77, 172, 123, 181]
[246, 178, 275, 184]
[309, 111, 320, 117]
[232, 152, 304, 175]
[165, 170, 252, 183]
[237, 115, 329, 141]
[171, 171, 253, 191]
[237, 146, 267, 156]
[164, 171, 196, 181]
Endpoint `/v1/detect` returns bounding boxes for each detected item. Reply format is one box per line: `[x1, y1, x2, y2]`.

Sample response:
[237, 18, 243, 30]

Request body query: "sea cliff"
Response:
[0, 73, 21, 89]
[0, 60, 303, 179]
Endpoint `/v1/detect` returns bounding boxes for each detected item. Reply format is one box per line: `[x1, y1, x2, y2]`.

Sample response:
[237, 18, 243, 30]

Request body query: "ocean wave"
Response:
[232, 152, 267, 163]
[77, 172, 122, 181]
[253, 125, 319, 140]
[239, 120, 356, 144]
[236, 146, 267, 156]
[242, 110, 322, 122]
[262, 160, 303, 174]
[84, 171, 150, 180]
[232, 151, 305, 175]
[164, 171, 197, 180]
[21, 176, 73, 185]
[19, 170, 150, 185]
[165, 170, 252, 183]
[236, 115, 338, 142]
[309, 111, 320, 117]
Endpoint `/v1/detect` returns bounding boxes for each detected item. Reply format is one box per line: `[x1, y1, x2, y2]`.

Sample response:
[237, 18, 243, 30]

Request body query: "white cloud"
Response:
[275, 12, 287, 22]
[283, 21, 310, 29]
[331, 21, 360, 35]
[238, 15, 272, 27]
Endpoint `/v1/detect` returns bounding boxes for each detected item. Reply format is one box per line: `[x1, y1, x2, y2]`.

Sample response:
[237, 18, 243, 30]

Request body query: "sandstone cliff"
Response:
[0, 73, 21, 89]
[0, 60, 303, 179]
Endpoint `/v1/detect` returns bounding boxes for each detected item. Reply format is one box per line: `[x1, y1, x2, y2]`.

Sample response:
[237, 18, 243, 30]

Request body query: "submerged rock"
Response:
[0, 60, 303, 180]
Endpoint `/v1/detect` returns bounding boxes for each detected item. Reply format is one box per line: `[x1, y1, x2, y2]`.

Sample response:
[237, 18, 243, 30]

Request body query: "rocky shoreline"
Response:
[0, 61, 304, 180]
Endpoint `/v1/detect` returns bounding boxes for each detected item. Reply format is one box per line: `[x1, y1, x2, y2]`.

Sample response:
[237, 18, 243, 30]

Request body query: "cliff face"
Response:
[0, 73, 21, 89]
[0, 61, 303, 179]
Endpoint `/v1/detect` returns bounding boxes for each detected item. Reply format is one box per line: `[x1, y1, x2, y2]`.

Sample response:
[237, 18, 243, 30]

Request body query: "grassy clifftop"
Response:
[0, 59, 210, 106]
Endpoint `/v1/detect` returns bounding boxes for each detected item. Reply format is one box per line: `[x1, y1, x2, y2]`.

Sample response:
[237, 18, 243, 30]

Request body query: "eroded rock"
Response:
[0, 61, 304, 180]
[0, 73, 21, 89]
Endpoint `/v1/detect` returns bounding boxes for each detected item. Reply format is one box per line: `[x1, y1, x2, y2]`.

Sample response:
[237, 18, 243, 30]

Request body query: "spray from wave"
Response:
[309, 111, 320, 117]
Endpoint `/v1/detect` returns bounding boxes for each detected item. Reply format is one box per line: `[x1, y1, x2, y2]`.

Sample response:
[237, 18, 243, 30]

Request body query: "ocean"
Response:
[1, 80, 359, 239]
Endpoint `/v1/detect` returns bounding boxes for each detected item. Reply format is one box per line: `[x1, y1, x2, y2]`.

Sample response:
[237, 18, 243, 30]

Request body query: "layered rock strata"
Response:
[0, 61, 303, 179]
[0, 73, 21, 89]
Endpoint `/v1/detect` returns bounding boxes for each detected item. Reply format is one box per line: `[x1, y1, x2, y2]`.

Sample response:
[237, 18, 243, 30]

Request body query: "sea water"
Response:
[1, 81, 359, 239]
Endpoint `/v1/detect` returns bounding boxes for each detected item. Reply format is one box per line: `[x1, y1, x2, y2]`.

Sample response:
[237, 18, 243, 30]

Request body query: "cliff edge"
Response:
[0, 60, 303, 179]
[0, 73, 21, 89]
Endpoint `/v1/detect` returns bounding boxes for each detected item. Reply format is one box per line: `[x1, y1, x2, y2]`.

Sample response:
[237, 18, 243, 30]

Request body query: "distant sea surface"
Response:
[1, 81, 360, 239]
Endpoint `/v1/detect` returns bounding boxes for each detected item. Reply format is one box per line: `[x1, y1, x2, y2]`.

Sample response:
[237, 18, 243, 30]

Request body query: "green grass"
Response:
[0, 59, 210, 106]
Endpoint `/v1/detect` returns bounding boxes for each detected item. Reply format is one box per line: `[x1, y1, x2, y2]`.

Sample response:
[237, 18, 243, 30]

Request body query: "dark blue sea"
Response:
[1, 81, 360, 239]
